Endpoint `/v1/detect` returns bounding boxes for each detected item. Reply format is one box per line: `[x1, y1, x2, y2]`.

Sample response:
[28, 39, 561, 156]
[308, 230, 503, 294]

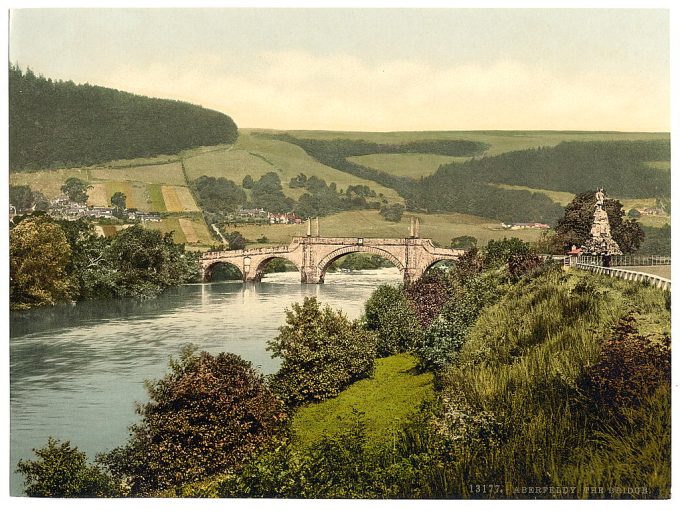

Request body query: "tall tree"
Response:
[555, 191, 645, 253]
[110, 191, 127, 210]
[10, 216, 74, 309]
[61, 177, 91, 203]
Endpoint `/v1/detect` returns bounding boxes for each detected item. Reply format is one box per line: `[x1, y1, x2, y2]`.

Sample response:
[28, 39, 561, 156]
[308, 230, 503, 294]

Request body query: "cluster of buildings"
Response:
[225, 208, 301, 225]
[501, 222, 551, 230]
[40, 196, 161, 222]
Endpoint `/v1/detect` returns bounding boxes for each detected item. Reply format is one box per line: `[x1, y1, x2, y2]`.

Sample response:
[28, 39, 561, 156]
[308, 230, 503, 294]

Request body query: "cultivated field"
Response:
[161, 185, 200, 212]
[9, 168, 92, 198]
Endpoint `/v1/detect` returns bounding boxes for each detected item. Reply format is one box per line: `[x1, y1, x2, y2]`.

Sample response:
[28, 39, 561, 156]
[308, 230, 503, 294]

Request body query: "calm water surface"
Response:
[10, 268, 401, 495]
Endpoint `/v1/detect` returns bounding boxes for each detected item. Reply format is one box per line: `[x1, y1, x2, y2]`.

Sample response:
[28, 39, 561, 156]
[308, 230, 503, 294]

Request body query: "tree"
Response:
[627, 208, 641, 219]
[10, 216, 74, 309]
[9, 184, 35, 211]
[98, 346, 287, 496]
[107, 225, 198, 298]
[61, 177, 91, 203]
[379, 203, 405, 222]
[226, 231, 247, 250]
[242, 175, 254, 189]
[17, 438, 121, 497]
[364, 285, 422, 355]
[555, 191, 645, 254]
[450, 236, 477, 250]
[268, 297, 377, 407]
[111, 191, 127, 210]
[484, 237, 531, 267]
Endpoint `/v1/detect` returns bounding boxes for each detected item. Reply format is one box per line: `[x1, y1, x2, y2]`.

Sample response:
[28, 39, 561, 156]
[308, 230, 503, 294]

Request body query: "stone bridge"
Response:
[200, 234, 464, 284]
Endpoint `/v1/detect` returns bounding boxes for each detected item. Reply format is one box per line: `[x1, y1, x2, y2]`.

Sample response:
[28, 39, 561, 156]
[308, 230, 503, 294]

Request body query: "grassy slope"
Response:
[439, 268, 670, 497]
[347, 153, 468, 178]
[183, 132, 404, 203]
[292, 353, 433, 449]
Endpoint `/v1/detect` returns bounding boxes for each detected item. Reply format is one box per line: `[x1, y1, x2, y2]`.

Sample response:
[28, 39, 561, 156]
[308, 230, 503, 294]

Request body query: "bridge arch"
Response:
[316, 245, 405, 282]
[203, 261, 244, 282]
[252, 255, 301, 281]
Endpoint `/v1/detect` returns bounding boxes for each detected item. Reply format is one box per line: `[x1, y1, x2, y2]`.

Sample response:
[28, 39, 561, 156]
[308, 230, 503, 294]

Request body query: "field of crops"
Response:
[9, 168, 92, 198]
[161, 186, 199, 212]
[90, 162, 186, 185]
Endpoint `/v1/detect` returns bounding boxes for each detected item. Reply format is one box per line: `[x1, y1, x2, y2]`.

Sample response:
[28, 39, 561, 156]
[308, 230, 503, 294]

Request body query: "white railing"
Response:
[575, 263, 671, 291]
[576, 255, 671, 267]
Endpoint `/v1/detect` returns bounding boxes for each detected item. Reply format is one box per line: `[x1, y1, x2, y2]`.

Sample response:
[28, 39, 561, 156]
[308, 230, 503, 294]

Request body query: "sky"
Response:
[8, 8, 670, 132]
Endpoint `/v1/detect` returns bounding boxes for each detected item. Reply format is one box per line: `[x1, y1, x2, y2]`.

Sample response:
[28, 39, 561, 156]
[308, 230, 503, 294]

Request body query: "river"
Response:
[9, 268, 402, 495]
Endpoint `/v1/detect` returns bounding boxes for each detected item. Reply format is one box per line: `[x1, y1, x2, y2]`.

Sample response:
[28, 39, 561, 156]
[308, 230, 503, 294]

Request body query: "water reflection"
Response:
[10, 268, 401, 495]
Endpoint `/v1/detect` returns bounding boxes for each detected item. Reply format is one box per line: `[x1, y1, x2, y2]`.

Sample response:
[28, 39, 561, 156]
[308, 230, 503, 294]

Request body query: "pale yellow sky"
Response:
[9, 9, 670, 131]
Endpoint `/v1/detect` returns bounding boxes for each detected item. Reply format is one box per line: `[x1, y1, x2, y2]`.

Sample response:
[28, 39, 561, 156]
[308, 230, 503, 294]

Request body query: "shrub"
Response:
[98, 346, 287, 495]
[268, 297, 377, 407]
[484, 237, 531, 267]
[450, 247, 485, 284]
[404, 270, 451, 328]
[507, 252, 544, 280]
[581, 315, 671, 412]
[17, 438, 121, 497]
[363, 285, 422, 355]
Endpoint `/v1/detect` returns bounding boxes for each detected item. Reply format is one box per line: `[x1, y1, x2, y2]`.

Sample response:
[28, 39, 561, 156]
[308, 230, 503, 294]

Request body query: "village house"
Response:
[502, 222, 550, 230]
[268, 212, 301, 224]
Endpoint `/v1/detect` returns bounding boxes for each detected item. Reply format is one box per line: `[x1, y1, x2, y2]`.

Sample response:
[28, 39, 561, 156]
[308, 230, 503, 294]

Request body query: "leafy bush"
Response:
[404, 270, 451, 328]
[484, 237, 531, 267]
[268, 297, 377, 407]
[363, 285, 422, 355]
[17, 438, 121, 497]
[507, 252, 544, 280]
[98, 346, 287, 496]
[379, 203, 405, 222]
[581, 315, 671, 411]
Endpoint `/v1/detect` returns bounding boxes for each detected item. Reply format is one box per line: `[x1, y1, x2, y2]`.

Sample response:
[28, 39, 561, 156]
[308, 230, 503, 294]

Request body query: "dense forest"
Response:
[263, 134, 564, 223]
[267, 134, 669, 225]
[9, 65, 238, 170]
[430, 140, 670, 198]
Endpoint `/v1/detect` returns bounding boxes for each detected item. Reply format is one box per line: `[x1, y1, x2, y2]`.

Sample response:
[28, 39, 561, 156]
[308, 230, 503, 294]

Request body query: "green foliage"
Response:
[61, 177, 90, 203]
[450, 235, 477, 249]
[484, 237, 531, 267]
[507, 252, 544, 280]
[10, 216, 74, 309]
[627, 208, 641, 219]
[292, 354, 433, 449]
[242, 174, 254, 189]
[288, 172, 308, 188]
[416, 271, 506, 370]
[379, 203, 405, 222]
[295, 175, 380, 219]
[9, 184, 36, 211]
[106, 225, 198, 298]
[249, 172, 295, 214]
[9, 65, 238, 170]
[432, 140, 670, 199]
[225, 231, 247, 250]
[193, 175, 247, 215]
[110, 191, 126, 210]
[638, 224, 670, 256]
[555, 190, 646, 253]
[17, 438, 121, 497]
[363, 285, 422, 356]
[98, 346, 287, 496]
[268, 297, 377, 407]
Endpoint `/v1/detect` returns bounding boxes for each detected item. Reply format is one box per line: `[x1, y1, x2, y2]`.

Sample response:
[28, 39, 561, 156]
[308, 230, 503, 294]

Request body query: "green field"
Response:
[347, 153, 466, 178]
[292, 353, 433, 449]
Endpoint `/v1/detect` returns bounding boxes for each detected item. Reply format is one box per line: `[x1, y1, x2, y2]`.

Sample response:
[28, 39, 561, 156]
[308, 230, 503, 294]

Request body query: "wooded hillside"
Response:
[9, 65, 238, 170]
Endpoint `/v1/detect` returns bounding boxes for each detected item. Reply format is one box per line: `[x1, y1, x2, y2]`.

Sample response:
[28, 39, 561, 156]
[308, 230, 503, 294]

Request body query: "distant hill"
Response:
[9, 65, 238, 170]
